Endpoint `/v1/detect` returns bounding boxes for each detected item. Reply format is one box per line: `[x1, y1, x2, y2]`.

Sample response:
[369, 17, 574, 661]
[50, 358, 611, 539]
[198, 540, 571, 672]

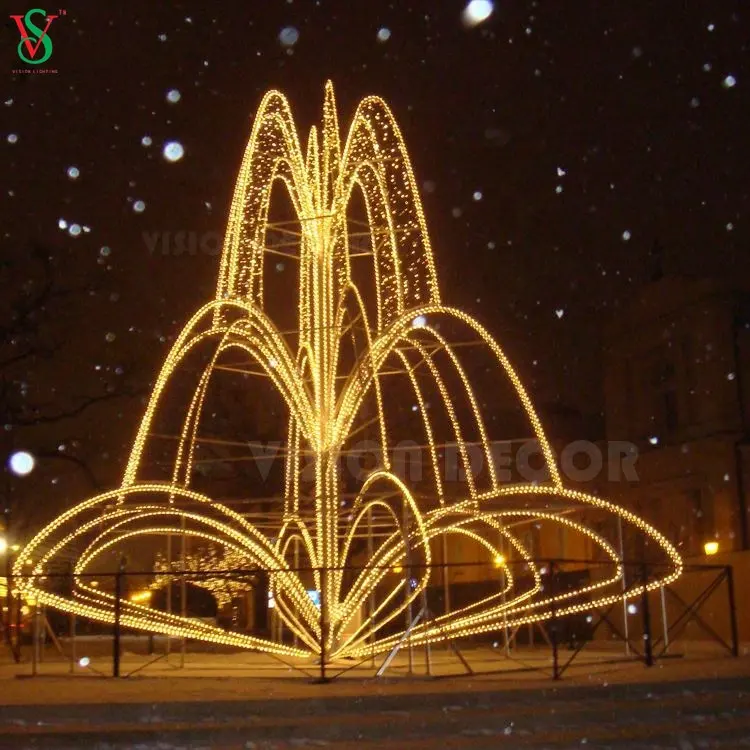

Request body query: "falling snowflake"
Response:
[472, 190, 482, 201]
[722, 75, 736, 89]
[6, 133, 18, 144]
[68, 224, 82, 237]
[377, 27, 391, 42]
[622, 230, 632, 241]
[162, 141, 185, 162]
[279, 26, 299, 47]
[166, 88, 182, 103]
[67, 166, 80, 180]
[133, 200, 146, 213]
[141, 135, 153, 147]
[8, 451, 35, 476]
[462, 0, 494, 27]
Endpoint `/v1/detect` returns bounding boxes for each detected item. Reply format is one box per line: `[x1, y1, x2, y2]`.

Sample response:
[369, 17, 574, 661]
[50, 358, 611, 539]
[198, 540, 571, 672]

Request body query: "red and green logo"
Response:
[9, 8, 64, 65]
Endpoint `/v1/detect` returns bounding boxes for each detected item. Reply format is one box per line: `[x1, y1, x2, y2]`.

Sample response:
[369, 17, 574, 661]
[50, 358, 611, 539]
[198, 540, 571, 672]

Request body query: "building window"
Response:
[644, 350, 679, 439]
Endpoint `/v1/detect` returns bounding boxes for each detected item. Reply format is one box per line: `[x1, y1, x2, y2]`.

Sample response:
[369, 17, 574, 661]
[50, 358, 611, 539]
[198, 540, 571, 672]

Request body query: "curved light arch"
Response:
[14, 82, 682, 660]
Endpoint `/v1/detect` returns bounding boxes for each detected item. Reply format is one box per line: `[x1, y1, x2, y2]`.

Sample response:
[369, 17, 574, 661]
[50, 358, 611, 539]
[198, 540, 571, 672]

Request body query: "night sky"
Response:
[2, 1, 749, 531]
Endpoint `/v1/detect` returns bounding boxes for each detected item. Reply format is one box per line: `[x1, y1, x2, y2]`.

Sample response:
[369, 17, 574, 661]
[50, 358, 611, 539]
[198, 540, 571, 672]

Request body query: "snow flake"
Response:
[279, 26, 299, 47]
[462, 0, 494, 27]
[8, 451, 34, 476]
[162, 140, 185, 162]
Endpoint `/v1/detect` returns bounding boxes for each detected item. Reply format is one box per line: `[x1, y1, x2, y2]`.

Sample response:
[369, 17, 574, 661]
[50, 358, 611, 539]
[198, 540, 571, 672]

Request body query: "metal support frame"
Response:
[13, 558, 739, 684]
[653, 567, 738, 657]
[113, 556, 124, 678]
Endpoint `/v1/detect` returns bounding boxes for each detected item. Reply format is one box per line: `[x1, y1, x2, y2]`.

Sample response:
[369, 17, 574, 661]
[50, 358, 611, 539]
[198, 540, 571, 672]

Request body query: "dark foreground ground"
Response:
[1, 654, 749, 749]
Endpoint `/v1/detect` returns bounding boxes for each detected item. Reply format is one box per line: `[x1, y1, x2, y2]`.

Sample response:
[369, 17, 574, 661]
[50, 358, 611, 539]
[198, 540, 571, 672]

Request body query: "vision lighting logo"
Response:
[9, 7, 65, 73]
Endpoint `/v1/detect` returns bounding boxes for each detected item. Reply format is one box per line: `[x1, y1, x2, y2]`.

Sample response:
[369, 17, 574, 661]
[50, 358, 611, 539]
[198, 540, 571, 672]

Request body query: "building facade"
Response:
[602, 276, 750, 559]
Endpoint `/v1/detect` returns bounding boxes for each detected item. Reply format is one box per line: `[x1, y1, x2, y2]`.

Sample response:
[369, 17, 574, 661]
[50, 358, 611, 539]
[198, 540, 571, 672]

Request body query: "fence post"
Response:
[113, 557, 124, 678]
[31, 601, 39, 677]
[315, 565, 329, 683]
[14, 589, 22, 663]
[68, 562, 76, 673]
[726, 565, 739, 658]
[549, 561, 560, 680]
[640, 563, 653, 667]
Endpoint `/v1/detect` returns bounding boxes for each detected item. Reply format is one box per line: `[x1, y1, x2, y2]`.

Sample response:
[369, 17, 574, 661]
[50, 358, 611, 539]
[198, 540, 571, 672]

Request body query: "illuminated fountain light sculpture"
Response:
[15, 83, 682, 660]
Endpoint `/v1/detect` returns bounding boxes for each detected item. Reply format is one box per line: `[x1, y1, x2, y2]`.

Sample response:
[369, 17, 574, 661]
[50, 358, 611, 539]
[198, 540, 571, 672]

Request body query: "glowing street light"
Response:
[704, 540, 719, 556]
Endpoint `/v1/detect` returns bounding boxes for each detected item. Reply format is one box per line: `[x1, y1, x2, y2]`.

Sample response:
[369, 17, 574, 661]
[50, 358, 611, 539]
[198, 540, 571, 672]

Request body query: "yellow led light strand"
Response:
[16, 83, 681, 659]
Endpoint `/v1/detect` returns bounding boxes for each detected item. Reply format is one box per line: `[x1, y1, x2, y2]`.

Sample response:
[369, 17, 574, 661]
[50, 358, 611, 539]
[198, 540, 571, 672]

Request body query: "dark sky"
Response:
[2, 1, 749, 527]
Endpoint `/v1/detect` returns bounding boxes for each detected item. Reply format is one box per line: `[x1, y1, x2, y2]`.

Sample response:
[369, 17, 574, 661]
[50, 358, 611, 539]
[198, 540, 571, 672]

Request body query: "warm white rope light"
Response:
[13, 82, 682, 660]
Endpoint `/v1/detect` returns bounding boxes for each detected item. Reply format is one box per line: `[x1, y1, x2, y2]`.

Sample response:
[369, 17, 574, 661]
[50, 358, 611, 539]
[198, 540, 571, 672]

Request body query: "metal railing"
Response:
[1, 557, 740, 682]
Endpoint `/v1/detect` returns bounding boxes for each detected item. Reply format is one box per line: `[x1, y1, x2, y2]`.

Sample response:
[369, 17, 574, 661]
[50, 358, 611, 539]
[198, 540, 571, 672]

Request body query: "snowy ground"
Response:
[0, 646, 749, 748]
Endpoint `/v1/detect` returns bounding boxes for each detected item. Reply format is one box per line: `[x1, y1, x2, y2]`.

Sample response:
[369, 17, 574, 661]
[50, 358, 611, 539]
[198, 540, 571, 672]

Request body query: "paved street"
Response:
[1, 654, 749, 748]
